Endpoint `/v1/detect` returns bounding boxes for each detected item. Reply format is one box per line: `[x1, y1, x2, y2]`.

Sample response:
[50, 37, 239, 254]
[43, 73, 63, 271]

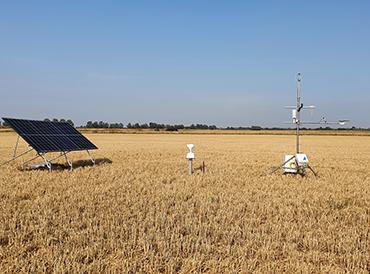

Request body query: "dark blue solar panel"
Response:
[2, 118, 98, 153]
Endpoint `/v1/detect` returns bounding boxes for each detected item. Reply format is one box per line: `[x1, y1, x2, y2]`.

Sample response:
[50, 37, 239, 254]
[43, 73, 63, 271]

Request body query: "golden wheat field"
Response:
[0, 132, 369, 273]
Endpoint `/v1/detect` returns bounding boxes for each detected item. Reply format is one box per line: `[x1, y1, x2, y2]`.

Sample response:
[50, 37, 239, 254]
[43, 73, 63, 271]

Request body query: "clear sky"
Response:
[1, 1, 369, 127]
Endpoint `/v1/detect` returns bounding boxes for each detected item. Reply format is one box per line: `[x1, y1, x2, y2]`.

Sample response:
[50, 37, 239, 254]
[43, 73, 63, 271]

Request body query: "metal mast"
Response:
[296, 73, 302, 154]
[270, 72, 348, 176]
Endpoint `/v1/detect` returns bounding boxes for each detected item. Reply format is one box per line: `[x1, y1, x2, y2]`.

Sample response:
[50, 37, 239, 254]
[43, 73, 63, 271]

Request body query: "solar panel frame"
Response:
[2, 118, 98, 153]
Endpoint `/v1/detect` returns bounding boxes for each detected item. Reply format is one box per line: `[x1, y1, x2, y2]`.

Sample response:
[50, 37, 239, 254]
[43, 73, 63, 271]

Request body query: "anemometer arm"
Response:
[300, 120, 350, 126]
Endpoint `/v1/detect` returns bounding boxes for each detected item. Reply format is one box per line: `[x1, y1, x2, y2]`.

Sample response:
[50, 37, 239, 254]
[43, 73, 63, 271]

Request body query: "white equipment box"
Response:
[296, 153, 309, 167]
[283, 154, 309, 173]
[283, 155, 297, 173]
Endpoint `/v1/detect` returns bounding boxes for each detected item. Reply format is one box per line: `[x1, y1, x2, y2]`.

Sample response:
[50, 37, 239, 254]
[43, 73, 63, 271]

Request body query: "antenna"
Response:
[271, 73, 349, 176]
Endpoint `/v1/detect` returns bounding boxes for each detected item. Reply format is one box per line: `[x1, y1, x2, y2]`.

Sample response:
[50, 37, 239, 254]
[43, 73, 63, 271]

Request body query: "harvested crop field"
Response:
[0, 132, 370, 273]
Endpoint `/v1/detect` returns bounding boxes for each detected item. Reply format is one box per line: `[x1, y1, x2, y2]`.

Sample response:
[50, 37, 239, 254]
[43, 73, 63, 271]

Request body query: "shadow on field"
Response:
[23, 158, 113, 172]
[73, 158, 113, 169]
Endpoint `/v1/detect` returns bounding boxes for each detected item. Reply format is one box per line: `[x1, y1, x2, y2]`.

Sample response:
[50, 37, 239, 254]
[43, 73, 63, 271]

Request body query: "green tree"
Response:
[66, 119, 74, 127]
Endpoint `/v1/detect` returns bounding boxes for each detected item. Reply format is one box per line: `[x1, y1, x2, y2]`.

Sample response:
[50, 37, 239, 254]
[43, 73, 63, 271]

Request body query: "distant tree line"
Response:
[80, 122, 370, 131]
[127, 122, 182, 131]
[0, 118, 74, 127]
[225, 125, 264, 130]
[79, 121, 219, 131]
[126, 122, 217, 131]
[43, 118, 74, 127]
[84, 121, 124, 129]
[81, 122, 369, 131]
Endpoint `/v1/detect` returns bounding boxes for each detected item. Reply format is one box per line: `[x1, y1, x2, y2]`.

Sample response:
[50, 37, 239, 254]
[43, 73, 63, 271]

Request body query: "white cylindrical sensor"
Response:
[292, 109, 297, 123]
[292, 109, 297, 119]
[186, 144, 195, 160]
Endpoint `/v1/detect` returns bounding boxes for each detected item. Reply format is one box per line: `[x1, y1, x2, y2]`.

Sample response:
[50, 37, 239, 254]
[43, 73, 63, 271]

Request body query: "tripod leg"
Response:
[307, 165, 318, 177]
[270, 156, 295, 175]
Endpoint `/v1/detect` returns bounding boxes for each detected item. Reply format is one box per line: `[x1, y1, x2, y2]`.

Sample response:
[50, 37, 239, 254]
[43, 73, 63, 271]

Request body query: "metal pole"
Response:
[296, 73, 301, 154]
[188, 159, 193, 175]
[0, 147, 34, 167]
[63, 152, 73, 171]
[39, 153, 52, 172]
[22, 153, 43, 167]
[47, 152, 69, 163]
[13, 135, 20, 158]
[87, 150, 95, 166]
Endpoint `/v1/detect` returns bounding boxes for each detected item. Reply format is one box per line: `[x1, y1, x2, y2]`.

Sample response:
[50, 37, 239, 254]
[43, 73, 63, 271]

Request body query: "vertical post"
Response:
[13, 135, 20, 158]
[188, 159, 193, 175]
[63, 152, 73, 171]
[296, 73, 302, 154]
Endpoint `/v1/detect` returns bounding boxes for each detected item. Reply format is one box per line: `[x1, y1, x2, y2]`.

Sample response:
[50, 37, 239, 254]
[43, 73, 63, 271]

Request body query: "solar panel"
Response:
[2, 118, 98, 153]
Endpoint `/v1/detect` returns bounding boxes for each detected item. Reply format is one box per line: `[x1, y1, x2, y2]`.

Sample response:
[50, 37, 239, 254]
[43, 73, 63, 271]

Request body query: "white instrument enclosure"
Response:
[283, 155, 297, 173]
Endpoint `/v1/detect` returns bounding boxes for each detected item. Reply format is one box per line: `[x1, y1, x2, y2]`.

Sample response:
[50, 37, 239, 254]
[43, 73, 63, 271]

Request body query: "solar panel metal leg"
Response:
[87, 150, 95, 166]
[63, 152, 73, 171]
[25, 152, 73, 171]
[39, 154, 52, 172]
[42, 152, 71, 170]
[22, 153, 43, 170]
[0, 147, 34, 167]
[13, 135, 20, 158]
[47, 153, 65, 163]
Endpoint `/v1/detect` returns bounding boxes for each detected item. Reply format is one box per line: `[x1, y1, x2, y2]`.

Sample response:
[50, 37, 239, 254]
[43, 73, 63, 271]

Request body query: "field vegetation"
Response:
[0, 132, 369, 273]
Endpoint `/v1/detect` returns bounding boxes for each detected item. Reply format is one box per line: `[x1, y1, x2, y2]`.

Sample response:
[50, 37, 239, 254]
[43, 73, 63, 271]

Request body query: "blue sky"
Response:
[0, 1, 369, 127]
